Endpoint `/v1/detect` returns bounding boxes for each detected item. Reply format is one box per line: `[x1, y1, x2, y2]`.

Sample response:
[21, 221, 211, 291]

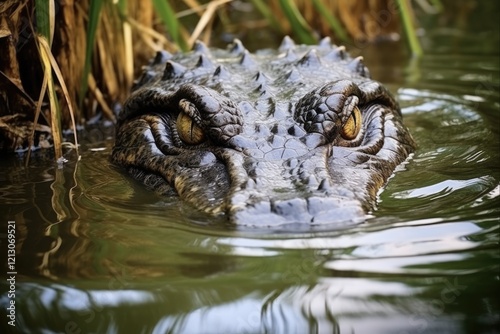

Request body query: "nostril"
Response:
[305, 175, 319, 187]
[318, 179, 332, 191]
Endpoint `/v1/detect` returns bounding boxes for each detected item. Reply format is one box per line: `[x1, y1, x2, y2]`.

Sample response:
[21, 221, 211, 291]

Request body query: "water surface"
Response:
[1, 4, 499, 334]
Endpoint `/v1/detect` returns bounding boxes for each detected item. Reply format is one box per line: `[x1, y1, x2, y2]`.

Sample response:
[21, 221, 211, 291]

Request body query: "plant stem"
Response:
[397, 0, 423, 57]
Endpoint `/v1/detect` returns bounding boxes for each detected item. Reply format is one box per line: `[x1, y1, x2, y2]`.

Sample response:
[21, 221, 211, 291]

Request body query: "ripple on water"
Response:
[2, 16, 500, 333]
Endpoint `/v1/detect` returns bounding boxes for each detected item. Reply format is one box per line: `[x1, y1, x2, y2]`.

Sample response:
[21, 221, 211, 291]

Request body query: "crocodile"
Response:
[111, 37, 416, 226]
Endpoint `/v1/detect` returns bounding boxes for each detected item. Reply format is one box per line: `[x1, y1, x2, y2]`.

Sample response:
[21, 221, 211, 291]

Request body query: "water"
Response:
[1, 4, 499, 334]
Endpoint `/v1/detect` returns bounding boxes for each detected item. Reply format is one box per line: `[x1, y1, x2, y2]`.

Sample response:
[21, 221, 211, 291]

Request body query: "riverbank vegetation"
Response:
[0, 0, 438, 159]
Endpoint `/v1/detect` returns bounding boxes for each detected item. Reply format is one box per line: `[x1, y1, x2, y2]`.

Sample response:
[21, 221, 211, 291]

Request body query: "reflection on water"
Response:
[1, 3, 499, 333]
[8, 277, 475, 334]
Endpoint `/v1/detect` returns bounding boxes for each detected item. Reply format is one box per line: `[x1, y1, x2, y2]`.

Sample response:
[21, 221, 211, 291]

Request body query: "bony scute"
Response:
[111, 36, 416, 226]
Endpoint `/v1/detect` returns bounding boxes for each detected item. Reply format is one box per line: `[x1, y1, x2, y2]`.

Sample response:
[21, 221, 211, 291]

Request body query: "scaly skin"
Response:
[111, 37, 415, 226]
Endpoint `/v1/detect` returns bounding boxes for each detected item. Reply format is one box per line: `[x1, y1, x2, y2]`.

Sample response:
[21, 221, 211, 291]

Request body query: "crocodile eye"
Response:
[177, 111, 205, 145]
[340, 106, 362, 140]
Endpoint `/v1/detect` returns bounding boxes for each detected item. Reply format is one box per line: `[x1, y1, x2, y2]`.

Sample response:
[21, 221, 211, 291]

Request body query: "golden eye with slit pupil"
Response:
[341, 106, 362, 140]
[177, 111, 205, 145]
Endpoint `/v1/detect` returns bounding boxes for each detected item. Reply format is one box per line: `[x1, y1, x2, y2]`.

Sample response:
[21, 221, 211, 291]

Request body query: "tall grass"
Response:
[79, 0, 104, 109]
[151, 0, 187, 51]
[32, 0, 79, 160]
[396, 0, 423, 56]
[3, 0, 440, 160]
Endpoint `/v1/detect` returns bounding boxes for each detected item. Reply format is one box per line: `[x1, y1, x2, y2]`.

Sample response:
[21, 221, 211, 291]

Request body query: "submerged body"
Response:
[111, 37, 415, 226]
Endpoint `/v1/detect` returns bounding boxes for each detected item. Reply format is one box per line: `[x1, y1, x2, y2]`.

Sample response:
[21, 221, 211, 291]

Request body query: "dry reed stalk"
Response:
[188, 0, 233, 47]
[97, 10, 121, 104]
[183, 0, 205, 16]
[37, 35, 63, 159]
[87, 73, 114, 120]
[56, 0, 84, 124]
[129, 1, 155, 68]
[0, 0, 34, 118]
[37, 35, 79, 159]
[1, 0, 423, 158]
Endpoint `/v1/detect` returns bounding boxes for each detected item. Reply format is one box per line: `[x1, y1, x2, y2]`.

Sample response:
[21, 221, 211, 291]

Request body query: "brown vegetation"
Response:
[0, 0, 415, 158]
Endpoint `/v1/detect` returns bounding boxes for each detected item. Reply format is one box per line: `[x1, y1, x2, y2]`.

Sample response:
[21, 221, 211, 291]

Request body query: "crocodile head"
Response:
[111, 37, 415, 226]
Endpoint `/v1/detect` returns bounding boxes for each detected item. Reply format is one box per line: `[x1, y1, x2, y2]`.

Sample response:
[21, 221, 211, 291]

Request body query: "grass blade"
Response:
[79, 0, 104, 107]
[35, 0, 55, 44]
[88, 73, 115, 120]
[37, 35, 62, 159]
[396, 0, 423, 56]
[188, 0, 232, 47]
[278, 0, 316, 44]
[117, 0, 134, 90]
[152, 0, 188, 51]
[311, 0, 348, 42]
[26, 65, 49, 166]
[249, 0, 283, 33]
[37, 35, 80, 158]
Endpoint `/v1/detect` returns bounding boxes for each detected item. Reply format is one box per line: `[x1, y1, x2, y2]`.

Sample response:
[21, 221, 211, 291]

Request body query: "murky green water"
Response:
[1, 4, 499, 334]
